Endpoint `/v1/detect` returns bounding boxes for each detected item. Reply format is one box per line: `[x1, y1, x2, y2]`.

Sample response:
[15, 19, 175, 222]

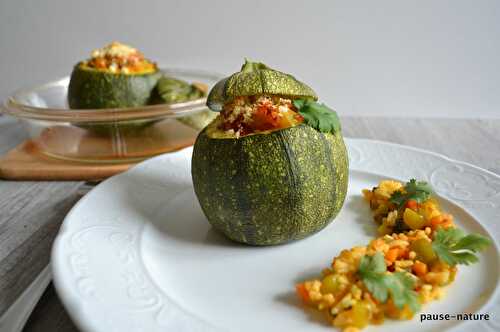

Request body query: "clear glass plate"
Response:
[1, 68, 221, 163]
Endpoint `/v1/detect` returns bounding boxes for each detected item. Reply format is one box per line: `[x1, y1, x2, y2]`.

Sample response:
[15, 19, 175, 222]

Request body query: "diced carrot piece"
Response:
[251, 106, 279, 131]
[441, 220, 454, 229]
[386, 248, 400, 263]
[94, 58, 107, 69]
[413, 260, 428, 277]
[399, 247, 410, 259]
[296, 283, 310, 303]
[406, 199, 418, 210]
[430, 215, 443, 229]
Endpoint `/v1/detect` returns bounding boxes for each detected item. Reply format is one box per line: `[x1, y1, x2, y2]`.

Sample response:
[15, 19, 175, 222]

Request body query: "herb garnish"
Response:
[390, 179, 433, 208]
[292, 99, 341, 134]
[358, 252, 421, 313]
[432, 228, 492, 266]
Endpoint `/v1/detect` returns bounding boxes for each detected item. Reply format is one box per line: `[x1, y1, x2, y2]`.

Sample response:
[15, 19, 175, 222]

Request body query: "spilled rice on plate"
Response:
[296, 179, 492, 331]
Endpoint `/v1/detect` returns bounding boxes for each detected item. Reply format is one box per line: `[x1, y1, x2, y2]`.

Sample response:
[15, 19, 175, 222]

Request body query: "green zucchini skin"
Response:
[68, 64, 161, 109]
[191, 124, 349, 245]
[206, 60, 317, 111]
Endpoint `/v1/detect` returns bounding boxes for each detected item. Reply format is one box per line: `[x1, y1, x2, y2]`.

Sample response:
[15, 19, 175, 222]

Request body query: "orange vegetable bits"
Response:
[430, 215, 443, 230]
[385, 248, 400, 265]
[440, 214, 454, 229]
[362, 189, 374, 203]
[363, 179, 461, 236]
[220, 96, 304, 137]
[296, 283, 310, 303]
[250, 103, 282, 132]
[405, 199, 418, 210]
[430, 214, 455, 231]
[412, 261, 428, 277]
[295, 228, 459, 331]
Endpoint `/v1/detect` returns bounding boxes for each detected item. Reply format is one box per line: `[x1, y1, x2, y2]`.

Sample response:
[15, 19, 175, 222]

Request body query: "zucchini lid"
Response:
[206, 59, 318, 111]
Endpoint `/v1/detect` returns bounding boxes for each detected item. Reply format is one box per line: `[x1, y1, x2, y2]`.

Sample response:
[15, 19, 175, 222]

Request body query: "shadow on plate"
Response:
[121, 170, 249, 249]
[344, 194, 377, 236]
[119, 170, 376, 251]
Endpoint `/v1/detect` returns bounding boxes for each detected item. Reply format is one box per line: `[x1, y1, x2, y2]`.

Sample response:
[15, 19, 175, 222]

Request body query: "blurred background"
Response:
[1, 0, 499, 118]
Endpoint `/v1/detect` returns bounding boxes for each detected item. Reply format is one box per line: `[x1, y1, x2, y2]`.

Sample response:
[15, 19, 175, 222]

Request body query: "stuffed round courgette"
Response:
[68, 42, 161, 109]
[192, 60, 348, 245]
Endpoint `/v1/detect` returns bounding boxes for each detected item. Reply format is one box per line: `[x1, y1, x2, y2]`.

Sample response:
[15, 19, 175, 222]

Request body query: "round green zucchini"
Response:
[68, 64, 161, 109]
[191, 124, 349, 245]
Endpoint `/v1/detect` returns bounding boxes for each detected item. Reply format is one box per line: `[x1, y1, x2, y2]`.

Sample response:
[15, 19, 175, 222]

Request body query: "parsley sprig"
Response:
[390, 179, 433, 208]
[432, 228, 492, 266]
[292, 99, 341, 134]
[358, 252, 421, 313]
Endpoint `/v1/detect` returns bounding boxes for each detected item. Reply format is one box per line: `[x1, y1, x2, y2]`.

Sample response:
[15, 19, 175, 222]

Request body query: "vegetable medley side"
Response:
[296, 179, 492, 332]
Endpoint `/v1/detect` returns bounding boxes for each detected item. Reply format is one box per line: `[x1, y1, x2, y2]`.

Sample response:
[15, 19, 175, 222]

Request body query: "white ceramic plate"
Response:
[52, 139, 500, 332]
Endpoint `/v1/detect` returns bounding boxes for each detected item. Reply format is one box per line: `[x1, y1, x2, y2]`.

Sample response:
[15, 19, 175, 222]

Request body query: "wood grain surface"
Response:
[0, 116, 498, 332]
[0, 140, 133, 181]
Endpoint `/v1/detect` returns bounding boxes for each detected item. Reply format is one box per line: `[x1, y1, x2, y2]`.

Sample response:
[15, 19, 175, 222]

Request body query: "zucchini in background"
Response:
[67, 42, 211, 134]
[152, 77, 216, 130]
[68, 42, 160, 109]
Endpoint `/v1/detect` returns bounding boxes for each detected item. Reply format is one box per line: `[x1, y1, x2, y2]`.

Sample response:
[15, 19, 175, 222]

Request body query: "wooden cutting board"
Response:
[0, 117, 199, 181]
[0, 139, 193, 181]
[0, 140, 134, 181]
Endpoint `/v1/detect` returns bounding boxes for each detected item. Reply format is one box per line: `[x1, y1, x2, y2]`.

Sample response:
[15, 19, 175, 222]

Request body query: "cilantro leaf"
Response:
[434, 227, 465, 246]
[358, 252, 421, 312]
[358, 253, 389, 302]
[390, 179, 433, 208]
[390, 191, 407, 207]
[359, 251, 386, 274]
[292, 99, 341, 134]
[454, 233, 493, 252]
[405, 179, 433, 197]
[432, 228, 492, 266]
[292, 99, 306, 109]
[385, 272, 421, 313]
